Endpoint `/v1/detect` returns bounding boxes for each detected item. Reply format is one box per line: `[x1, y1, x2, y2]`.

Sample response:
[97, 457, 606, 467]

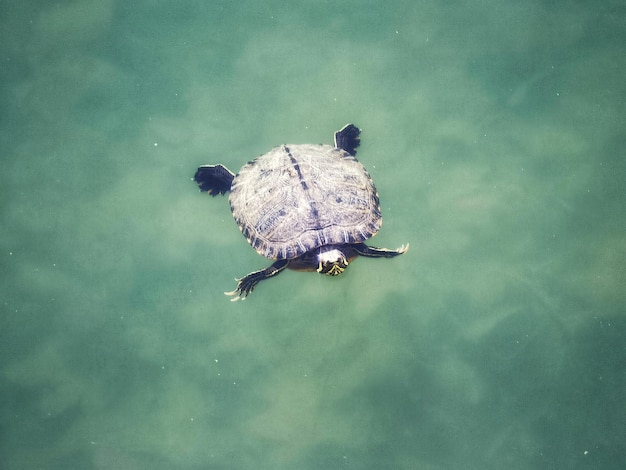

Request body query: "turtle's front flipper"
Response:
[334, 123, 361, 156]
[194, 164, 235, 195]
[226, 259, 289, 301]
[352, 243, 409, 258]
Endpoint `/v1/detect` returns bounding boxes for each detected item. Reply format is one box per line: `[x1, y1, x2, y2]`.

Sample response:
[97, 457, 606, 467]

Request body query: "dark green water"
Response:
[2, 1, 625, 469]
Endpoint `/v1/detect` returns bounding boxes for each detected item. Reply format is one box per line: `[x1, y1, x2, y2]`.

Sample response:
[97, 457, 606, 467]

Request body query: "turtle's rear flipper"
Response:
[194, 164, 235, 195]
[334, 123, 361, 156]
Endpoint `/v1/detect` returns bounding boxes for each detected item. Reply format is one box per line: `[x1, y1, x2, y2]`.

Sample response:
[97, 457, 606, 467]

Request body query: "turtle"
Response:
[193, 123, 408, 300]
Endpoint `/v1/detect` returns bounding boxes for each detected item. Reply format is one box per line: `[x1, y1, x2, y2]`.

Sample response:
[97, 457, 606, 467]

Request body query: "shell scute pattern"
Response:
[229, 143, 381, 259]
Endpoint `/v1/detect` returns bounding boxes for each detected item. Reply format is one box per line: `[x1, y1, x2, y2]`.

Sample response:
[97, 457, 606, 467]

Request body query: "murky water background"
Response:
[2, 1, 625, 469]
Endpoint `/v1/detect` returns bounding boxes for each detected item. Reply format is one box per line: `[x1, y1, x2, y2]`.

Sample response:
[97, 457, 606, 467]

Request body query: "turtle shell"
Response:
[229, 143, 382, 260]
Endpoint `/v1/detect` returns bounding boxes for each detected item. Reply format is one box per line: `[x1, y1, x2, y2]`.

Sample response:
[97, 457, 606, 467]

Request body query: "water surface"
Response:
[1, 1, 625, 468]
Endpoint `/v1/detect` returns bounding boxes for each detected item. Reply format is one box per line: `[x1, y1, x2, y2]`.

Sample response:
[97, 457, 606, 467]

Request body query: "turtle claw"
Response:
[225, 290, 248, 301]
[225, 290, 245, 302]
[397, 243, 410, 254]
[224, 283, 244, 301]
[224, 276, 255, 301]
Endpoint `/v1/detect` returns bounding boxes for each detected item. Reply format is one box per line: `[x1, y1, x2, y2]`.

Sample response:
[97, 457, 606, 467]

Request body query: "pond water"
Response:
[1, 1, 625, 468]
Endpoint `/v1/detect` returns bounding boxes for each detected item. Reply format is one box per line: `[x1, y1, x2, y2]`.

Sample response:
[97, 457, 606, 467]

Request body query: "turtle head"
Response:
[316, 247, 349, 276]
